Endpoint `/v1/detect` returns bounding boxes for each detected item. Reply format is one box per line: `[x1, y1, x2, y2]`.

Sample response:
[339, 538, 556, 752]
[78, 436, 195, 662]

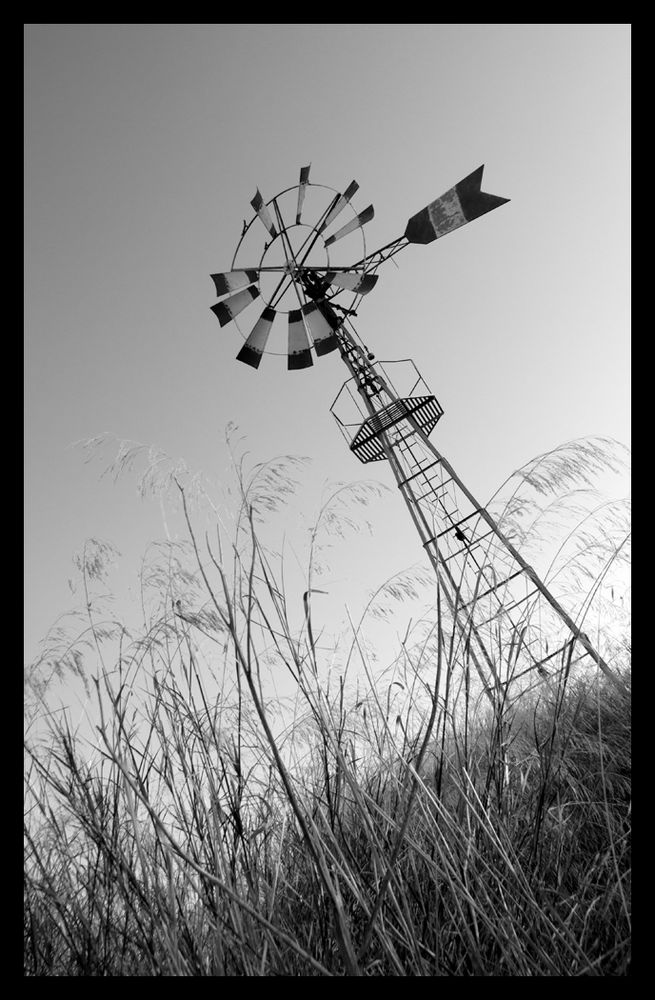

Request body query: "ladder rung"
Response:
[467, 587, 540, 628]
[397, 458, 441, 488]
[441, 529, 495, 562]
[435, 510, 484, 541]
[414, 484, 449, 503]
[412, 474, 454, 498]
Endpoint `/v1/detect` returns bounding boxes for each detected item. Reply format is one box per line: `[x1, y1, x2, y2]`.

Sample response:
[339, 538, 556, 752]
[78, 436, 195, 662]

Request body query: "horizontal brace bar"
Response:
[397, 459, 441, 488]
[459, 570, 525, 611]
[441, 529, 495, 562]
[413, 485, 451, 503]
[435, 510, 484, 541]
[469, 587, 540, 628]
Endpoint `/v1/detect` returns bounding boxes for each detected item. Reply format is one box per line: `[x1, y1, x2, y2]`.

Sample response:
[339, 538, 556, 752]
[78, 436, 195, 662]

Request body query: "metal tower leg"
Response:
[333, 336, 625, 698]
[374, 425, 503, 702]
[389, 413, 625, 695]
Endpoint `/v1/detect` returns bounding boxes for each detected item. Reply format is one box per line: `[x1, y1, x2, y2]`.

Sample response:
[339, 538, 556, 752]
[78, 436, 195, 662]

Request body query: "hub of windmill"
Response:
[330, 359, 444, 464]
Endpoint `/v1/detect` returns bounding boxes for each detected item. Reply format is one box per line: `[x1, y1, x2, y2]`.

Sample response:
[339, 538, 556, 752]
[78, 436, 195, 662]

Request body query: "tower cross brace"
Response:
[332, 323, 624, 699]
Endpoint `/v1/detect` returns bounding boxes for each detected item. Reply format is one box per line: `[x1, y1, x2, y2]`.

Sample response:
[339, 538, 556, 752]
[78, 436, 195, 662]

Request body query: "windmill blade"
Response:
[210, 286, 260, 327]
[211, 269, 258, 298]
[404, 165, 509, 245]
[324, 206, 374, 247]
[324, 270, 378, 295]
[296, 165, 311, 224]
[288, 309, 313, 369]
[236, 307, 276, 369]
[301, 302, 339, 357]
[251, 189, 278, 238]
[318, 181, 359, 233]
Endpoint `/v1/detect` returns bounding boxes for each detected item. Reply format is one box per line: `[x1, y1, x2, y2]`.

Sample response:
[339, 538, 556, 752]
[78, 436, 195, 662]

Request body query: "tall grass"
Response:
[24, 434, 630, 975]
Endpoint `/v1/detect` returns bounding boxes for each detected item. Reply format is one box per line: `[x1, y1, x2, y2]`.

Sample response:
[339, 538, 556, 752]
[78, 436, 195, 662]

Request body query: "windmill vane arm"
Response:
[349, 237, 409, 273]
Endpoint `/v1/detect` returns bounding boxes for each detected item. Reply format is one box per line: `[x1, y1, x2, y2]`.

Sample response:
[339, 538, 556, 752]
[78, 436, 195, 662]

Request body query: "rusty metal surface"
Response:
[324, 205, 374, 247]
[210, 285, 259, 327]
[235, 307, 276, 369]
[295, 164, 311, 224]
[210, 269, 258, 297]
[287, 309, 313, 369]
[250, 189, 278, 238]
[404, 165, 509, 244]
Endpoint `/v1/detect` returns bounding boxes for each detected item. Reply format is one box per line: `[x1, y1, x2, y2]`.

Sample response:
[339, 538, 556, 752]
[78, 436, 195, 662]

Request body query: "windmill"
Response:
[210, 165, 624, 699]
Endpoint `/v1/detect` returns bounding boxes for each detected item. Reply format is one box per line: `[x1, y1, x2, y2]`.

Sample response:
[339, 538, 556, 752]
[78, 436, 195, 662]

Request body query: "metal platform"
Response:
[349, 395, 444, 463]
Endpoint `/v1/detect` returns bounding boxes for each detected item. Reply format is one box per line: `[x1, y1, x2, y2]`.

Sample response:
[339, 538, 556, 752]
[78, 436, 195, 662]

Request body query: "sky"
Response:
[24, 24, 630, 671]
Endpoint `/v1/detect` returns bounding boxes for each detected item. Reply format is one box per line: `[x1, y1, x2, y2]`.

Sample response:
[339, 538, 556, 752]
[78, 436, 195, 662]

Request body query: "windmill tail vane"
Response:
[209, 164, 626, 699]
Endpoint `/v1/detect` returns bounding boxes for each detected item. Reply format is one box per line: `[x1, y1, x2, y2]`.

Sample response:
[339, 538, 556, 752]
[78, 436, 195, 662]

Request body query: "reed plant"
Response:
[24, 434, 630, 975]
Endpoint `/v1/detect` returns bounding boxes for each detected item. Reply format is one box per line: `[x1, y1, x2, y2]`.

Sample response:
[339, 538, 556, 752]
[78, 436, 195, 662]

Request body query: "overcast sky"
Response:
[25, 24, 630, 667]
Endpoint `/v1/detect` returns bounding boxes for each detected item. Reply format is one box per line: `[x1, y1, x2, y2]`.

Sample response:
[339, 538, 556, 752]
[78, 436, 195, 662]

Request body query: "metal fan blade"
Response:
[301, 302, 339, 357]
[324, 270, 378, 295]
[324, 205, 374, 247]
[210, 286, 260, 327]
[404, 166, 509, 245]
[288, 309, 313, 370]
[318, 181, 359, 233]
[296, 165, 311, 224]
[211, 269, 258, 298]
[251, 189, 278, 238]
[236, 307, 276, 369]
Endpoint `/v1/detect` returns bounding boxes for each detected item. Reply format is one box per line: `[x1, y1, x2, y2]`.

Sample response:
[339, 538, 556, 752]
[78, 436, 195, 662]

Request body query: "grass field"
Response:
[24, 435, 631, 975]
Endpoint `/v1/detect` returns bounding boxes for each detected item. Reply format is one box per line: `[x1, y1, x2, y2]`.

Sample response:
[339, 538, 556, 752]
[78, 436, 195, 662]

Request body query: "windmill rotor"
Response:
[210, 166, 378, 369]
